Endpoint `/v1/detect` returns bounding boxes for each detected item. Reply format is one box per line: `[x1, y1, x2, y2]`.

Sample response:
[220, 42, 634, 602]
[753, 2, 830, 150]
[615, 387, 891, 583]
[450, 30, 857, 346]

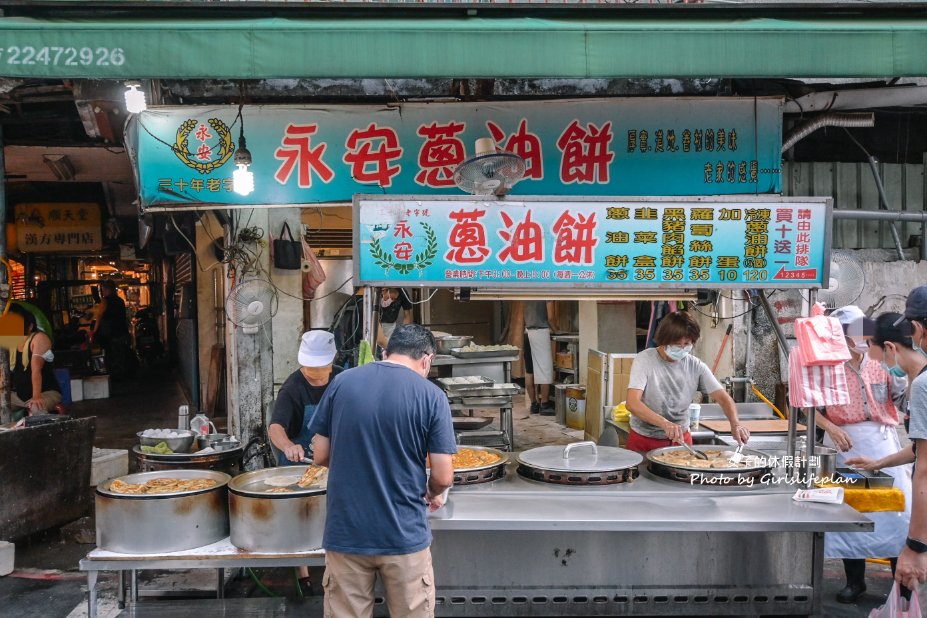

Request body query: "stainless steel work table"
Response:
[433, 354, 518, 450]
[426, 461, 873, 617]
[79, 537, 325, 618]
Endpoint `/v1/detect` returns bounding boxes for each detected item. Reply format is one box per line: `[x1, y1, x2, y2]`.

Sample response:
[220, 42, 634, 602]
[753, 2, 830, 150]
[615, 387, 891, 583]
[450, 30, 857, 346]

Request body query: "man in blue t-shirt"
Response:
[309, 323, 456, 617]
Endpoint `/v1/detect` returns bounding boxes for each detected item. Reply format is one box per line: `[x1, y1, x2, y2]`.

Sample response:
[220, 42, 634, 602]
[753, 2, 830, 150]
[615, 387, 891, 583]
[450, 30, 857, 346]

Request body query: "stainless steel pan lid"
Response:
[228, 465, 327, 498]
[97, 469, 231, 499]
[517, 441, 642, 473]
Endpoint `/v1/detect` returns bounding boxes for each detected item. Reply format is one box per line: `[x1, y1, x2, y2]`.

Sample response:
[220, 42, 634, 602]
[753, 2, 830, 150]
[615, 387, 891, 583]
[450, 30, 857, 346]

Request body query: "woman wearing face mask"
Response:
[625, 311, 749, 453]
[815, 310, 911, 604]
[7, 302, 61, 419]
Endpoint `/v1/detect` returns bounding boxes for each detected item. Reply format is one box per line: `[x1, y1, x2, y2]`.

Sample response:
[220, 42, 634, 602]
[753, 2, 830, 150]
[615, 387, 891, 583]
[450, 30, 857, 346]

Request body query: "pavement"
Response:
[2, 377, 926, 617]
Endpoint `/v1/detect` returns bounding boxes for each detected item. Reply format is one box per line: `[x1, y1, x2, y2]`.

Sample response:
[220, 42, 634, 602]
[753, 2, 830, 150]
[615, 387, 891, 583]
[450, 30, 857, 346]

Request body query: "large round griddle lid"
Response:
[517, 441, 642, 473]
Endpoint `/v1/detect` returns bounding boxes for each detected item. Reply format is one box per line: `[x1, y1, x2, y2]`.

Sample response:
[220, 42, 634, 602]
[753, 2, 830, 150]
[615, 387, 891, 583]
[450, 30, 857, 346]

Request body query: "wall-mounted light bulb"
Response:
[124, 84, 147, 114]
[233, 164, 254, 196]
[233, 133, 254, 196]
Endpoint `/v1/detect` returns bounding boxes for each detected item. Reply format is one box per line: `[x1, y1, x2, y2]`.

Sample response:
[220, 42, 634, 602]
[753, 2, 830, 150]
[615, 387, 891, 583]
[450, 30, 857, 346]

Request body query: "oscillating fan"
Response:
[453, 138, 527, 197]
[225, 279, 278, 334]
[817, 250, 866, 309]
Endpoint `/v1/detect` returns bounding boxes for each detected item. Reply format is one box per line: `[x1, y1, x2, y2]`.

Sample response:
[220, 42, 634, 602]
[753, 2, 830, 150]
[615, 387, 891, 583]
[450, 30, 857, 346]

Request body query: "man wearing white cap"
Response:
[268, 330, 342, 466]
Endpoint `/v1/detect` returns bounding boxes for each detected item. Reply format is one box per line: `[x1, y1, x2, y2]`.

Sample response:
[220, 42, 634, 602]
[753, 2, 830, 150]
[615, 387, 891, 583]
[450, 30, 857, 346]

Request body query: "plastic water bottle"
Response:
[689, 404, 701, 431]
[189, 413, 214, 436]
[177, 405, 190, 430]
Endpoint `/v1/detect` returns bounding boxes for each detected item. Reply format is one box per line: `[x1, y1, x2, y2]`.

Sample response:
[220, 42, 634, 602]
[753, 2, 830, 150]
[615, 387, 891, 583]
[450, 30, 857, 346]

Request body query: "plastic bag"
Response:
[869, 582, 921, 618]
[794, 302, 851, 366]
[301, 237, 326, 300]
[788, 347, 850, 407]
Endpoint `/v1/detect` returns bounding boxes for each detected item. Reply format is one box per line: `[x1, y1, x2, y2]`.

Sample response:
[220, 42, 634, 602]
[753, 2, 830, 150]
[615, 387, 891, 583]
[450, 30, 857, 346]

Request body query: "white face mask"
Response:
[380, 298, 393, 308]
[665, 344, 692, 361]
[849, 338, 869, 354]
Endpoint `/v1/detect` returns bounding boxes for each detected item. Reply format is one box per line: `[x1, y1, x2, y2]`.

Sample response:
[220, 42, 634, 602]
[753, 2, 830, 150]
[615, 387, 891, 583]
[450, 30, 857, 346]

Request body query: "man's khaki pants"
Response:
[323, 547, 435, 618]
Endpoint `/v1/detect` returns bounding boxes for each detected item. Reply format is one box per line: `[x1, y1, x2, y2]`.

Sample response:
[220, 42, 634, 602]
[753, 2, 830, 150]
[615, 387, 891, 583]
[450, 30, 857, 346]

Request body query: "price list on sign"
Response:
[355, 197, 832, 289]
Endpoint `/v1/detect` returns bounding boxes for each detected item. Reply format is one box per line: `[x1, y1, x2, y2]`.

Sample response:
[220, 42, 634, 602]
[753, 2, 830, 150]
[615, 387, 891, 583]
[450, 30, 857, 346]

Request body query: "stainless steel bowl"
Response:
[197, 433, 231, 450]
[137, 430, 196, 453]
[435, 335, 473, 355]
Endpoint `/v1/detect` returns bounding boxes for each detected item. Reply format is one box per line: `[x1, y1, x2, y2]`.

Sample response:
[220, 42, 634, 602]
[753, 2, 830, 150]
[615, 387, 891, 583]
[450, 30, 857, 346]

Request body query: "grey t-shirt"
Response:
[524, 301, 550, 329]
[907, 371, 927, 441]
[628, 347, 724, 438]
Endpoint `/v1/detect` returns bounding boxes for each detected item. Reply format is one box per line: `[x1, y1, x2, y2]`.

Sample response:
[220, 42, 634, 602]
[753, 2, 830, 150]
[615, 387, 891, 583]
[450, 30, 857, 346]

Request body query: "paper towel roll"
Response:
[301, 260, 311, 273]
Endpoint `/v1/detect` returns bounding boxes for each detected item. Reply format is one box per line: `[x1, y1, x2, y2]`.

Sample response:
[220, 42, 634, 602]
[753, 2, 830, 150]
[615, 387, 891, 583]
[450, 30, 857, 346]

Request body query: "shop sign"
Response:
[135, 98, 783, 208]
[15, 203, 103, 253]
[354, 196, 831, 289]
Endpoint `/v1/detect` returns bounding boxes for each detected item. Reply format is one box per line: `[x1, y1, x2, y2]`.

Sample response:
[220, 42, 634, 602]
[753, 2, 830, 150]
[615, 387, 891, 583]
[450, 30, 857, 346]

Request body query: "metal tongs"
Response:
[676, 439, 709, 460]
[729, 444, 745, 464]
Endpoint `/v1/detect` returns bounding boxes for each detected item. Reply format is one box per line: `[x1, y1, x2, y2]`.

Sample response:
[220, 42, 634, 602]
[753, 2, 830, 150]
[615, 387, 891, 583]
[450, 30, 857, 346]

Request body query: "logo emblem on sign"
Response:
[172, 118, 234, 174]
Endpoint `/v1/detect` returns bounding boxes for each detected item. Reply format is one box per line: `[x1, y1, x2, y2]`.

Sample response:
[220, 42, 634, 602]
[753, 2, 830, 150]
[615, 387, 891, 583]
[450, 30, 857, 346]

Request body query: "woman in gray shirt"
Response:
[625, 311, 750, 453]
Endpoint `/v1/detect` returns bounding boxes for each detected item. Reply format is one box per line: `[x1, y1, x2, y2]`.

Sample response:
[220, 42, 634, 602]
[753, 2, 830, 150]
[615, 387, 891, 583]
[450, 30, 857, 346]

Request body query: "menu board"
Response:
[354, 196, 831, 289]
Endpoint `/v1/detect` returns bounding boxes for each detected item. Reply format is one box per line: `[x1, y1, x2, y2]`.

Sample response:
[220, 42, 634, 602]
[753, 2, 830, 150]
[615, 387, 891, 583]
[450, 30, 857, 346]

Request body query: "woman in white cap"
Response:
[268, 330, 342, 466]
[817, 308, 910, 604]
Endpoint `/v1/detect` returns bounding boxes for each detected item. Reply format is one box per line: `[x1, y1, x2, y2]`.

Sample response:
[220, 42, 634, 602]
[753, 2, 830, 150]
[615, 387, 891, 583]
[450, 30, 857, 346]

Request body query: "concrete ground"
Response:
[2, 379, 925, 617]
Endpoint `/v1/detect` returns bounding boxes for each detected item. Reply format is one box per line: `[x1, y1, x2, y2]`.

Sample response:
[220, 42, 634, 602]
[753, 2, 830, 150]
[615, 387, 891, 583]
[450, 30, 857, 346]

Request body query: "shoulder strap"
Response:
[280, 221, 295, 241]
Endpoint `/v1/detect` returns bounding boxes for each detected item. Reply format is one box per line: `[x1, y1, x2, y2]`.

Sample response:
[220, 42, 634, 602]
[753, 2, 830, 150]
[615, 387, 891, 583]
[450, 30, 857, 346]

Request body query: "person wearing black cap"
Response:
[819, 310, 911, 603]
[888, 287, 927, 591]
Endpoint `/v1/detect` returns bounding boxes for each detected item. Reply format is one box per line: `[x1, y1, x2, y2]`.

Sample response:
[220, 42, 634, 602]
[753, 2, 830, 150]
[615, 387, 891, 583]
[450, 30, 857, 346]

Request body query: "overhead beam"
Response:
[1, 16, 927, 79]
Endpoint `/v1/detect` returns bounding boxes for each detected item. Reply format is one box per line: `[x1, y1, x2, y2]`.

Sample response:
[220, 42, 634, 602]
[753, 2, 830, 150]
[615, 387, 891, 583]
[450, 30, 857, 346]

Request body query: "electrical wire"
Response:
[169, 215, 223, 273]
[690, 291, 758, 321]
[271, 275, 355, 303]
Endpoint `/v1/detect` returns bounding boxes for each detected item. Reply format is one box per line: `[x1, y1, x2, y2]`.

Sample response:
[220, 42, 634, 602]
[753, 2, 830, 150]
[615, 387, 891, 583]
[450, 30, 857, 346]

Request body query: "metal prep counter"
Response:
[426, 460, 872, 617]
[433, 354, 518, 450]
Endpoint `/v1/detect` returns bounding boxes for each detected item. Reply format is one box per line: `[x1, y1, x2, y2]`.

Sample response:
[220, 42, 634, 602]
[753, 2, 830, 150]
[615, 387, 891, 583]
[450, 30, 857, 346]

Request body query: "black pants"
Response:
[845, 558, 910, 600]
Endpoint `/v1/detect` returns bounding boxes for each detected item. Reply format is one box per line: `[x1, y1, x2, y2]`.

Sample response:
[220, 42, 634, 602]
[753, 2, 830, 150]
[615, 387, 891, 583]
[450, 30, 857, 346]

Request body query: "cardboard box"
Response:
[70, 379, 83, 402]
[83, 375, 110, 400]
[555, 351, 574, 369]
[90, 448, 128, 486]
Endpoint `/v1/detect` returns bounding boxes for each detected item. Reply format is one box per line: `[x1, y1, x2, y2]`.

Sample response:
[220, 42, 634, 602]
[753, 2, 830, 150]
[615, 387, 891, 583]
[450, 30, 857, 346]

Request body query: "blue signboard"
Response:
[135, 98, 783, 207]
[354, 196, 832, 289]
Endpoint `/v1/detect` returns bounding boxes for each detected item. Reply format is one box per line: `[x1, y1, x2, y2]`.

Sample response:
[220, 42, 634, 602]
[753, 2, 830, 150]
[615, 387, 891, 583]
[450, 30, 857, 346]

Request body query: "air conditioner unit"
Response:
[306, 228, 353, 259]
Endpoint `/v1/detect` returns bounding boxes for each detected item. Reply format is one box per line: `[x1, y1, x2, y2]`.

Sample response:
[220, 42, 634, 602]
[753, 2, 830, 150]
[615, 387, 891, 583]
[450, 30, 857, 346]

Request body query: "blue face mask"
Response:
[665, 344, 692, 361]
[882, 361, 906, 378]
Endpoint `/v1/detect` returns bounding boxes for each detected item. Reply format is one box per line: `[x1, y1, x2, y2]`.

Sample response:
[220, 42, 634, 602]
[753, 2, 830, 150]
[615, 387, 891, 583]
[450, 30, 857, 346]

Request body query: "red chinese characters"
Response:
[552, 211, 598, 265]
[343, 123, 402, 187]
[556, 121, 615, 184]
[498, 210, 543, 263]
[445, 208, 491, 264]
[415, 121, 466, 187]
[194, 124, 213, 142]
[195, 143, 213, 162]
[393, 242, 414, 261]
[393, 219, 413, 239]
[274, 124, 335, 188]
[487, 119, 543, 180]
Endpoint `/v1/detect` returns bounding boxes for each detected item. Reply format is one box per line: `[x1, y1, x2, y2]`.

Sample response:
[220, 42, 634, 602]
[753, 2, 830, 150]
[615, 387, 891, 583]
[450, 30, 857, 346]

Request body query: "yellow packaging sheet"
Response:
[817, 483, 905, 513]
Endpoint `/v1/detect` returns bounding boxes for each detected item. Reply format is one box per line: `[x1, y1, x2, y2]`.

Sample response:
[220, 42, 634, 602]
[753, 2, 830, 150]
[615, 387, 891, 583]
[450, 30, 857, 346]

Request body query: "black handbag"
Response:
[272, 221, 302, 270]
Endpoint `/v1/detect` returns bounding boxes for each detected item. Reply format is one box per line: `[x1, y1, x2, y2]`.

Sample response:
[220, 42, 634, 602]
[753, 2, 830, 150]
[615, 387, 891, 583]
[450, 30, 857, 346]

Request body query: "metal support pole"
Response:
[0, 124, 9, 424]
[865, 156, 906, 261]
[804, 407, 817, 488]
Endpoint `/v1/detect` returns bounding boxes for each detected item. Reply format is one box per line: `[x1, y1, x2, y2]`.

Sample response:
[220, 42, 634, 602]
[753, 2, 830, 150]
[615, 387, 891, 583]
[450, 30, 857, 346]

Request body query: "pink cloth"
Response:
[794, 304, 851, 366]
[788, 347, 850, 408]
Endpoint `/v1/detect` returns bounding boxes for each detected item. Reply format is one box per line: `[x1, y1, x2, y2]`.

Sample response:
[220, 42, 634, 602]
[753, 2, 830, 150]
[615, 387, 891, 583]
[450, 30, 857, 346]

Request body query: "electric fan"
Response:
[225, 279, 278, 334]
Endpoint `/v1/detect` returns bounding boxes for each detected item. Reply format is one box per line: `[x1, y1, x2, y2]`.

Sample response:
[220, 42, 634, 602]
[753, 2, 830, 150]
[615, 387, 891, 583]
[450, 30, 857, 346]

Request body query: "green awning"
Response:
[1, 15, 926, 79]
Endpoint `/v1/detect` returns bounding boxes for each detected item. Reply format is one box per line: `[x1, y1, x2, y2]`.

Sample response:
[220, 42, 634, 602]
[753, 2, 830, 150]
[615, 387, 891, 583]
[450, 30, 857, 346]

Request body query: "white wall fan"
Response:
[817, 250, 866, 309]
[225, 278, 278, 334]
[453, 138, 527, 197]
